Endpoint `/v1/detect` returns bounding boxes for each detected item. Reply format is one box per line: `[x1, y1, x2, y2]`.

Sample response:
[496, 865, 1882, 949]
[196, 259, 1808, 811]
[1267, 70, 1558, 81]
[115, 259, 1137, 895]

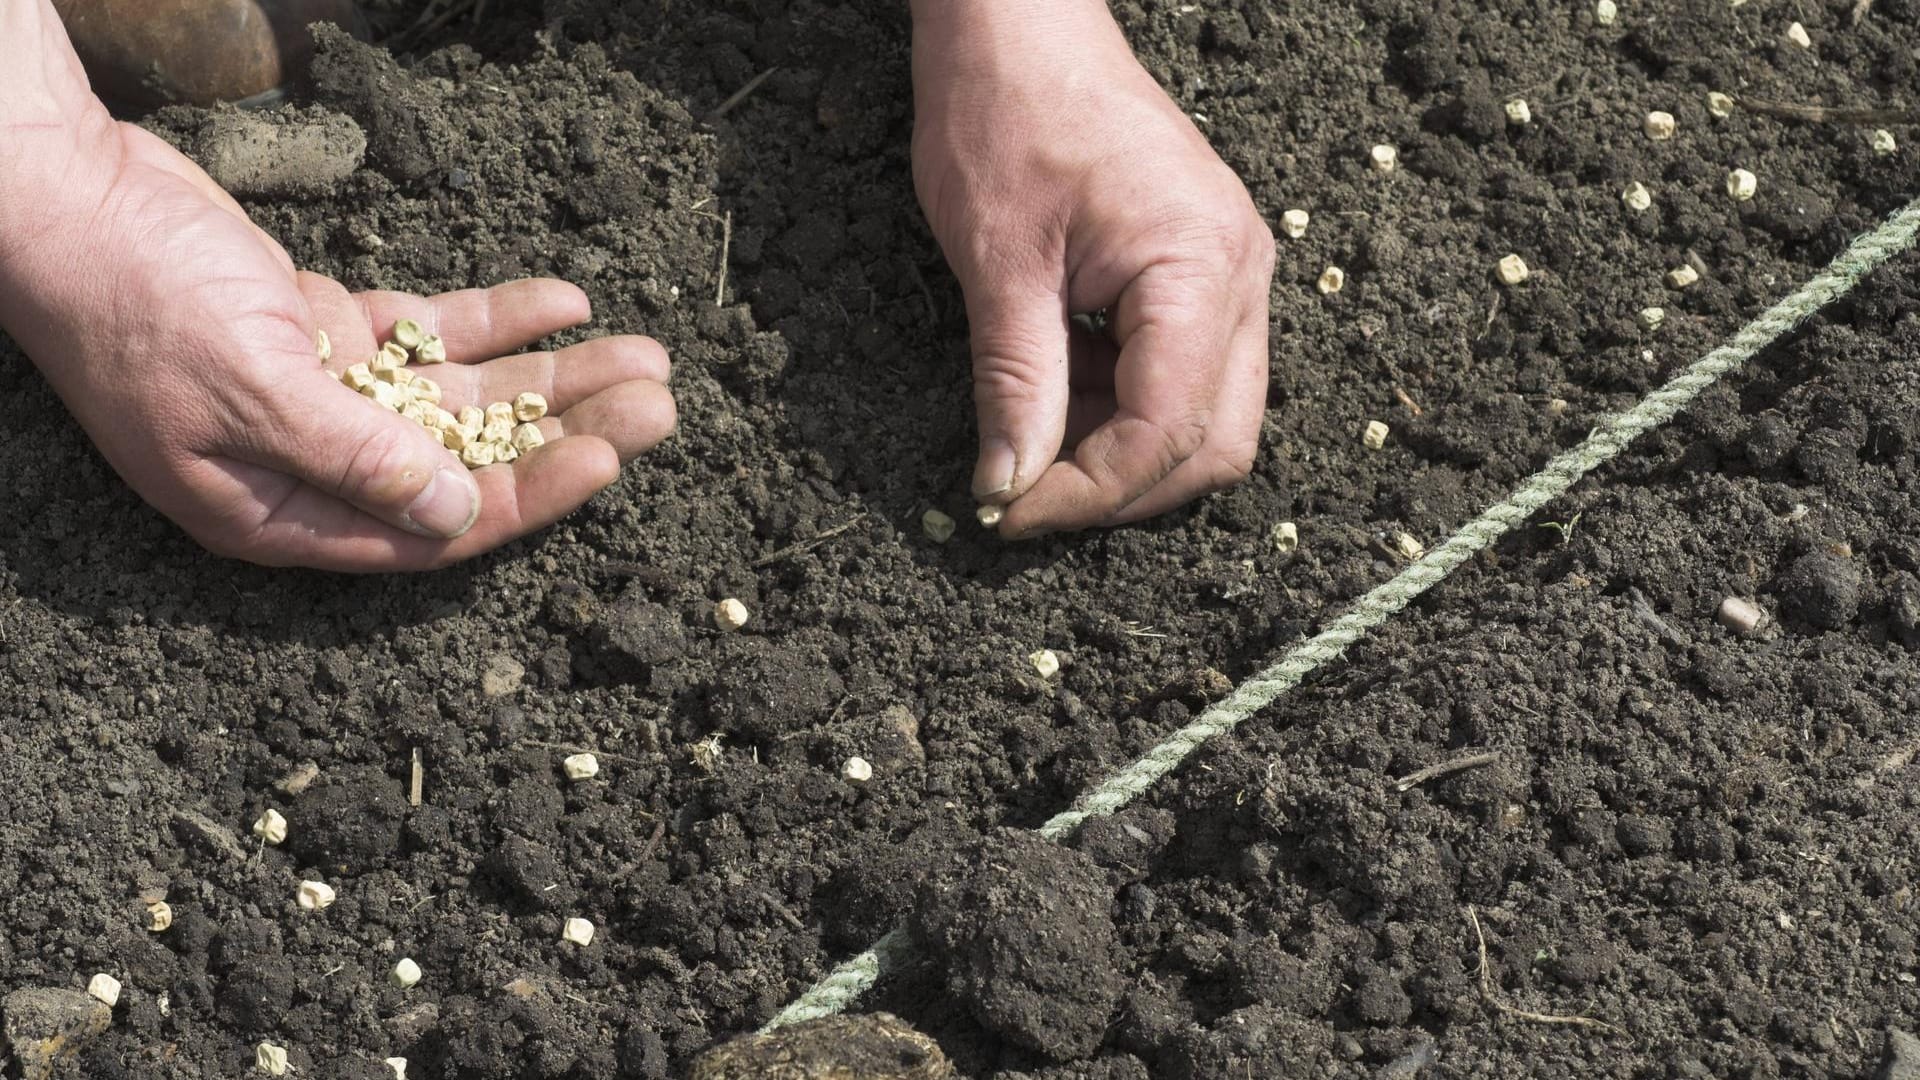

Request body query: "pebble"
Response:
[1884, 1029, 1920, 1080]
[1717, 596, 1765, 636]
[192, 110, 366, 199]
[2, 987, 112, 1080]
[481, 655, 525, 698]
[689, 1013, 954, 1079]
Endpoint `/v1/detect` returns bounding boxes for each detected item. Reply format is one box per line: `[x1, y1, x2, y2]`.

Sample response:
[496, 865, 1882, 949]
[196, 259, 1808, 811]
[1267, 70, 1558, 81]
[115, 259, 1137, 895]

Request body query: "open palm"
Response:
[3, 118, 674, 572]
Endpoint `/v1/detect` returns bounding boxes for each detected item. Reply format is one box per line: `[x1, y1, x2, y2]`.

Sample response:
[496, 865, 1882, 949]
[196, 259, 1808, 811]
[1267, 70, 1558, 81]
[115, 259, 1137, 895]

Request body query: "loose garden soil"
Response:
[2, 0, 1919, 1076]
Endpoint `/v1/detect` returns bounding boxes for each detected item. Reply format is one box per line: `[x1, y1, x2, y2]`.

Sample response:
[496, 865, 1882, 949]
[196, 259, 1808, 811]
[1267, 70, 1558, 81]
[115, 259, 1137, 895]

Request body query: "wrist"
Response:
[0, 0, 114, 291]
[910, 0, 1131, 86]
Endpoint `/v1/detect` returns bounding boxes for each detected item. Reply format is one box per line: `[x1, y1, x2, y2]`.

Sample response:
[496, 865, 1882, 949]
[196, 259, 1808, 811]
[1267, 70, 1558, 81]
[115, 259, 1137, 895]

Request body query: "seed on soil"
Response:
[85, 975, 120, 1008]
[1029, 648, 1061, 679]
[1643, 111, 1676, 140]
[512, 392, 548, 423]
[1272, 521, 1299, 553]
[1495, 254, 1530, 285]
[977, 504, 1005, 528]
[841, 756, 873, 783]
[1665, 265, 1700, 289]
[510, 423, 544, 453]
[144, 902, 173, 932]
[1317, 266, 1346, 295]
[1547, 397, 1569, 416]
[1726, 168, 1758, 201]
[390, 958, 422, 989]
[1785, 21, 1811, 48]
[315, 330, 331, 363]
[1717, 596, 1765, 635]
[1639, 306, 1667, 330]
[414, 336, 447, 364]
[1363, 419, 1390, 450]
[1707, 91, 1734, 118]
[1622, 182, 1652, 211]
[1369, 144, 1398, 173]
[1393, 531, 1426, 560]
[390, 318, 425, 351]
[385, 1059, 407, 1079]
[1594, 0, 1616, 24]
[921, 509, 957, 543]
[296, 880, 336, 911]
[713, 598, 750, 632]
[562, 917, 596, 947]
[1279, 208, 1309, 238]
[252, 809, 288, 845]
[562, 753, 600, 782]
[1874, 129, 1898, 156]
[255, 1041, 289, 1076]
[1504, 99, 1532, 125]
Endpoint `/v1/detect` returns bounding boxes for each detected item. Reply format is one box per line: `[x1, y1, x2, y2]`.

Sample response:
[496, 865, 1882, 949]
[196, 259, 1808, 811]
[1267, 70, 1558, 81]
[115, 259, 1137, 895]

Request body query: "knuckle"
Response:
[336, 422, 427, 509]
[1208, 441, 1258, 491]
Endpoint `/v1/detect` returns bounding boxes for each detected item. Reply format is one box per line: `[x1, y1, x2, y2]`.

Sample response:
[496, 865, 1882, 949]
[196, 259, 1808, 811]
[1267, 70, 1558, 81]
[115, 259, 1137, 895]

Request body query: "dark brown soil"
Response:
[2, 0, 1919, 1076]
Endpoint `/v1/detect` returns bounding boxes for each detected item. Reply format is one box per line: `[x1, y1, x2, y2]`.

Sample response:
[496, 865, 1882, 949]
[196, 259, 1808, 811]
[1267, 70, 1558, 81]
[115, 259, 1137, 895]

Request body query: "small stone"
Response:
[1707, 91, 1735, 117]
[276, 762, 320, 796]
[256, 1041, 289, 1076]
[2, 988, 112, 1080]
[842, 756, 874, 783]
[921, 509, 957, 543]
[1622, 181, 1652, 211]
[1883, 1029, 1920, 1080]
[1786, 21, 1811, 48]
[296, 880, 337, 911]
[1495, 253, 1530, 285]
[390, 958, 422, 989]
[1363, 419, 1390, 450]
[84, 975, 120, 1009]
[1594, 0, 1617, 23]
[1028, 649, 1061, 679]
[1271, 521, 1299, 553]
[1717, 596, 1765, 636]
[481, 655, 525, 698]
[385, 1059, 409, 1080]
[1279, 209, 1309, 239]
[144, 902, 173, 933]
[1505, 99, 1532, 125]
[1369, 144, 1398, 173]
[1639, 306, 1667, 331]
[689, 1013, 955, 1080]
[1317, 265, 1346, 295]
[1874, 129, 1898, 157]
[1726, 168, 1758, 201]
[1644, 110, 1676, 140]
[562, 917, 596, 947]
[713, 598, 751, 632]
[1665, 265, 1700, 289]
[562, 753, 600, 782]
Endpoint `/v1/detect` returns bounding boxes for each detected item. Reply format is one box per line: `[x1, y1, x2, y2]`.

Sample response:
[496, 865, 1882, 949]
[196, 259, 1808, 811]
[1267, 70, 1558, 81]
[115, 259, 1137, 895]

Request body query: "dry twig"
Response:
[715, 210, 733, 308]
[1390, 751, 1500, 792]
[711, 68, 779, 120]
[1735, 96, 1917, 126]
[1467, 906, 1623, 1034]
[752, 514, 869, 567]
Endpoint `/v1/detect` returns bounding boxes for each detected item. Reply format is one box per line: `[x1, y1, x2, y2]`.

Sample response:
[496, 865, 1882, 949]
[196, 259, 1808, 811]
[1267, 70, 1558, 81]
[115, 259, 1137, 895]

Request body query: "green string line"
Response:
[764, 197, 1920, 1032]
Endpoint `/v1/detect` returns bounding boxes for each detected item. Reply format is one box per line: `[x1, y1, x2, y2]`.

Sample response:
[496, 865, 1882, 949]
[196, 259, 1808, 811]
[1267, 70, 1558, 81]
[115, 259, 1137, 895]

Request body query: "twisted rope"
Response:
[765, 198, 1920, 1031]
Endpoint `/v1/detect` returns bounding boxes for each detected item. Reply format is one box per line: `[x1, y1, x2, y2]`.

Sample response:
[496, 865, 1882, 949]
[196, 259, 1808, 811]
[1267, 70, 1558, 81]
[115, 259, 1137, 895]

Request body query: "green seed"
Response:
[391, 318, 426, 351]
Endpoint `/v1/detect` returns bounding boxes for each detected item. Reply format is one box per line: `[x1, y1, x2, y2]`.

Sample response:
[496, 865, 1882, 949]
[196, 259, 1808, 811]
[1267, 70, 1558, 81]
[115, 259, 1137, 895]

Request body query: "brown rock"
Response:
[690, 1013, 954, 1080]
[2, 988, 112, 1080]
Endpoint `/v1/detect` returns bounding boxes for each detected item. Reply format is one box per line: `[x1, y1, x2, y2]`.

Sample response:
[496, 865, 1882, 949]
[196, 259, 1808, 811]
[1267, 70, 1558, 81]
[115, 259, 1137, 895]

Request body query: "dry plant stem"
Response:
[409, 747, 424, 807]
[1736, 97, 1916, 126]
[1851, 0, 1873, 25]
[751, 514, 869, 567]
[1467, 906, 1624, 1034]
[1390, 750, 1500, 791]
[711, 67, 779, 119]
[715, 210, 733, 307]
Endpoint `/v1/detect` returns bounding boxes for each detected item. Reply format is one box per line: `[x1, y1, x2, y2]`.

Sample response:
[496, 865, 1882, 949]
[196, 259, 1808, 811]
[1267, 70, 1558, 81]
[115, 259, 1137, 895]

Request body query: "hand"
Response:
[910, 1, 1274, 536]
[0, 51, 673, 571]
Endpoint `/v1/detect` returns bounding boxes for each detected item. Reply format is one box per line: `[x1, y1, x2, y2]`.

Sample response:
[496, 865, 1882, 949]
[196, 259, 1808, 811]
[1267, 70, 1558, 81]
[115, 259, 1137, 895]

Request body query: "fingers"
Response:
[238, 369, 483, 540]
[426, 335, 671, 416]
[353, 280, 594, 364]
[1106, 315, 1268, 524]
[537, 378, 678, 463]
[964, 281, 1073, 505]
[999, 262, 1236, 535]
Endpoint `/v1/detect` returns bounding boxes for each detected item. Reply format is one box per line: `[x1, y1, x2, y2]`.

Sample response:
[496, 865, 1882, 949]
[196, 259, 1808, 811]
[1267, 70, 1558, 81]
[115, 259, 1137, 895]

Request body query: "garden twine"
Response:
[765, 197, 1920, 1030]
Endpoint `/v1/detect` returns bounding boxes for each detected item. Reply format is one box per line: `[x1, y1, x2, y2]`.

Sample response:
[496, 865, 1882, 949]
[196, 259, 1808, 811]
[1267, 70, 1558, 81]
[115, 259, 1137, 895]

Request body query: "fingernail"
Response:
[402, 468, 480, 539]
[973, 438, 1017, 499]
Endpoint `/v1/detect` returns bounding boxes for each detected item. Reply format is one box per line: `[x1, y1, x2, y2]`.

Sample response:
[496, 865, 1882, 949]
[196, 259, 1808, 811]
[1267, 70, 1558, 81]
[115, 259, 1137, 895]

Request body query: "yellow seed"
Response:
[1639, 306, 1667, 330]
[484, 403, 513, 428]
[1363, 420, 1390, 450]
[511, 423, 546, 453]
[145, 901, 173, 932]
[411, 377, 441, 406]
[1504, 99, 1532, 125]
[1279, 209, 1309, 239]
[381, 341, 410, 368]
[1393, 531, 1426, 560]
[1272, 521, 1299, 553]
[921, 509, 957, 543]
[1317, 266, 1346, 295]
[343, 363, 374, 392]
[1785, 21, 1811, 48]
[1495, 254, 1530, 285]
[256, 1042, 289, 1076]
[1707, 91, 1734, 118]
[461, 441, 497, 468]
[977, 505, 1005, 528]
[1369, 144, 1398, 173]
[1873, 129, 1898, 156]
[1726, 168, 1758, 201]
[1621, 182, 1652, 211]
[369, 350, 401, 382]
[482, 419, 513, 445]
[443, 425, 472, 451]
[391, 367, 416, 388]
[457, 406, 485, 431]
[1666, 265, 1700, 289]
[390, 318, 425, 351]
[495, 441, 520, 464]
[415, 336, 448, 364]
[363, 381, 403, 410]
[433, 407, 457, 430]
[513, 392, 548, 423]
[714, 598, 751, 631]
[1643, 110, 1676, 140]
[401, 401, 434, 426]
[315, 329, 331, 363]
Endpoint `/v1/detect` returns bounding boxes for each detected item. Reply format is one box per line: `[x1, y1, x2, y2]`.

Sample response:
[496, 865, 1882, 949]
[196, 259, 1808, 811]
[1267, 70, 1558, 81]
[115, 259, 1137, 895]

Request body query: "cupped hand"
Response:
[910, 2, 1275, 536]
[0, 99, 673, 571]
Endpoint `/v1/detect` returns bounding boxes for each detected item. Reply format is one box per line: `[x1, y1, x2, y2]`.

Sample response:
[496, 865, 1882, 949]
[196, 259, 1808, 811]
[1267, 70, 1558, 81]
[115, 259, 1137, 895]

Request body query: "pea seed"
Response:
[390, 318, 425, 351]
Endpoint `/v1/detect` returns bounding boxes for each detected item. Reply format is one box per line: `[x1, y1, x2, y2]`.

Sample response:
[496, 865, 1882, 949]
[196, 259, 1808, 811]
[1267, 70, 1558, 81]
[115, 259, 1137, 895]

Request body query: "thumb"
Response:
[244, 371, 481, 540]
[963, 282, 1072, 504]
